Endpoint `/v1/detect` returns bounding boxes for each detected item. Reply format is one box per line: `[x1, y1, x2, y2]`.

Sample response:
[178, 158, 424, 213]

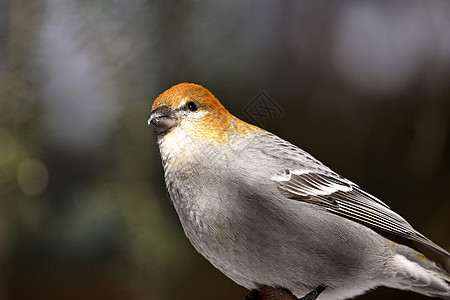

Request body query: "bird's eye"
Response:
[187, 101, 198, 112]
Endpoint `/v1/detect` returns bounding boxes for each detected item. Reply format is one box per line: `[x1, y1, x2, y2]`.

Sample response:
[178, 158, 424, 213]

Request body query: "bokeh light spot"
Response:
[17, 159, 49, 197]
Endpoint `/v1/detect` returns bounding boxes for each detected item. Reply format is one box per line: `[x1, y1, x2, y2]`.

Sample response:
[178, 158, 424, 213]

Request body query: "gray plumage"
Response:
[150, 83, 450, 299]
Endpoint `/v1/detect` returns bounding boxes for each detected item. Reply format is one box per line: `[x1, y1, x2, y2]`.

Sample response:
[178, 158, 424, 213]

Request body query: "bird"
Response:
[148, 82, 450, 300]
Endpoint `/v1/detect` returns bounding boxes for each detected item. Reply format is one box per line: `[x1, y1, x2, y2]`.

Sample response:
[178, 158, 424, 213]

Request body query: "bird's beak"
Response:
[148, 105, 177, 134]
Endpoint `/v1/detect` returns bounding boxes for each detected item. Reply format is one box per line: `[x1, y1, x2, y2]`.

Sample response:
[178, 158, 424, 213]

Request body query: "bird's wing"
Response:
[274, 169, 450, 258]
[259, 133, 450, 258]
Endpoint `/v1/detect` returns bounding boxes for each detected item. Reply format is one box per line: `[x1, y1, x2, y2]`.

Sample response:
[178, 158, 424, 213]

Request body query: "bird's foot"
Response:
[244, 285, 326, 300]
[298, 285, 326, 300]
[244, 286, 297, 300]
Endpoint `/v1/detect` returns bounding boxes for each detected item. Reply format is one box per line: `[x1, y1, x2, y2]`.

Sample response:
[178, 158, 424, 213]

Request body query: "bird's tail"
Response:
[386, 245, 450, 299]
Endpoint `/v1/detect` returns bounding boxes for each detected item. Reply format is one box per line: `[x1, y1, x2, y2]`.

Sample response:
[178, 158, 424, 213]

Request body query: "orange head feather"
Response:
[151, 83, 264, 144]
[152, 83, 225, 112]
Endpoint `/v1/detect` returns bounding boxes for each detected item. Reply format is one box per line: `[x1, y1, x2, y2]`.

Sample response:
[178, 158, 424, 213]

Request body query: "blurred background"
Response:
[0, 0, 449, 299]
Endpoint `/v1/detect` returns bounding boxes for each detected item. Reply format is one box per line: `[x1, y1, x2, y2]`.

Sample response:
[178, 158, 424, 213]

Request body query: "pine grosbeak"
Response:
[148, 83, 450, 300]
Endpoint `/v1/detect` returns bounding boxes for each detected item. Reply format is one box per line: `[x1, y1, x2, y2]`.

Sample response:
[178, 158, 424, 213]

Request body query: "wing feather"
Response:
[276, 171, 450, 258]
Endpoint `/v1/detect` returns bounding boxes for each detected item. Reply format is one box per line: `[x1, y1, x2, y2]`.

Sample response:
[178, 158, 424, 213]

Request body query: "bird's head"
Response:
[148, 83, 261, 144]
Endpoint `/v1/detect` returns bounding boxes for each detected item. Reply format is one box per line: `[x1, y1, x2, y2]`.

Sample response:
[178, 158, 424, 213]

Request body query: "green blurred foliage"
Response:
[0, 0, 449, 299]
